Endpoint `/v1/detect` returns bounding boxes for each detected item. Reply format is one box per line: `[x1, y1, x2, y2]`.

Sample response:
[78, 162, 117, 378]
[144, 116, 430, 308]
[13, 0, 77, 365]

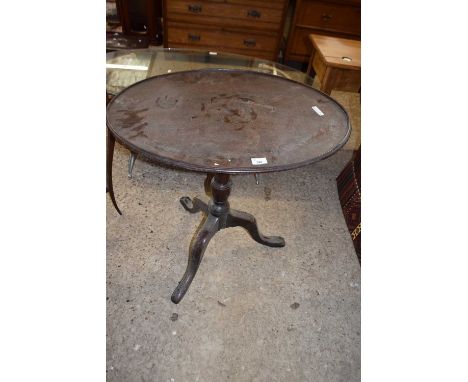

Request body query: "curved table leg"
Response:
[128, 152, 137, 178]
[226, 209, 285, 247]
[180, 196, 208, 214]
[171, 215, 220, 304]
[106, 130, 122, 215]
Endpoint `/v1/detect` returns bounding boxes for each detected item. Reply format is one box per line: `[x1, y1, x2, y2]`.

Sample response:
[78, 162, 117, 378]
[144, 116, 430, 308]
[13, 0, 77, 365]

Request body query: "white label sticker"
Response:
[251, 157, 268, 165]
[209, 51, 218, 55]
[312, 106, 324, 116]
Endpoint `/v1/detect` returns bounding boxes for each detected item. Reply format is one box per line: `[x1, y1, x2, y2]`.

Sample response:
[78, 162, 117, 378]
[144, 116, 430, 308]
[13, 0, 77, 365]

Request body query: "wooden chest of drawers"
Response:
[163, 0, 289, 61]
[285, 0, 360, 62]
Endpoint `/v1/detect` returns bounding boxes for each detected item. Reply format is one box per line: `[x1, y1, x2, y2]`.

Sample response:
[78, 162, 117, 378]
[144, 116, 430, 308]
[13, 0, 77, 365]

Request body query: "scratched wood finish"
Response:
[106, 69, 350, 174]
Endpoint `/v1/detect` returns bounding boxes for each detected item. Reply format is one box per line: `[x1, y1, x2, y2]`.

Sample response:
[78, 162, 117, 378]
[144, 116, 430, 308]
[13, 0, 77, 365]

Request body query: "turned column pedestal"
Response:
[171, 173, 285, 303]
[106, 69, 351, 304]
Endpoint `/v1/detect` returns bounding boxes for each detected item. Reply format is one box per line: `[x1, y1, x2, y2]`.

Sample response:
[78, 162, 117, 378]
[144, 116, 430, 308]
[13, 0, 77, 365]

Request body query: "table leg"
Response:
[106, 129, 122, 215]
[307, 46, 317, 79]
[319, 68, 335, 95]
[180, 196, 208, 214]
[171, 173, 285, 303]
[171, 214, 220, 304]
[226, 209, 285, 247]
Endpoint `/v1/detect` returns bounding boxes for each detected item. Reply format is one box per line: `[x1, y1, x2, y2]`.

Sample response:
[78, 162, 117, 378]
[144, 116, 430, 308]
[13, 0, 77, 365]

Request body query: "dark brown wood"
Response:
[171, 213, 220, 303]
[106, 68, 350, 304]
[166, 22, 278, 55]
[117, 0, 163, 45]
[172, 174, 285, 303]
[106, 128, 122, 215]
[285, 0, 361, 63]
[226, 209, 285, 247]
[106, 69, 351, 174]
[209, 173, 232, 216]
[166, 1, 284, 29]
[163, 0, 289, 61]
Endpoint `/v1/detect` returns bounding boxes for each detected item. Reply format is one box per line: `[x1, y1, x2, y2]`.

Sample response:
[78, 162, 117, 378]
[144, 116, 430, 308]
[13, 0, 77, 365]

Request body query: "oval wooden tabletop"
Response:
[106, 69, 351, 174]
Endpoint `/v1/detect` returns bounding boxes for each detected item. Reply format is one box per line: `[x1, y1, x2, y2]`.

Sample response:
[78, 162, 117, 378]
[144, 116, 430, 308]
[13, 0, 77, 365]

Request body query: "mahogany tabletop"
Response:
[106, 69, 351, 174]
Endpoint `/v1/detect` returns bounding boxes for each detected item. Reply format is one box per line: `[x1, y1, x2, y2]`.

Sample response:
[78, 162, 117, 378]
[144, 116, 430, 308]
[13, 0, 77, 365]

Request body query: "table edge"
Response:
[106, 68, 352, 174]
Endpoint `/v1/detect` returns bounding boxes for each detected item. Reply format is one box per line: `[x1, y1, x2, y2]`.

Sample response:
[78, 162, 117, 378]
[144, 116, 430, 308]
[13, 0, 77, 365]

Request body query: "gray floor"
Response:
[107, 144, 360, 382]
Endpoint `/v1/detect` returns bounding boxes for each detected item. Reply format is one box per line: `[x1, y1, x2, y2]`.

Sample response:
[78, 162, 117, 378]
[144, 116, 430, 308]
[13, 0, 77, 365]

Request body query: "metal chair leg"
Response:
[128, 152, 137, 178]
[254, 173, 259, 185]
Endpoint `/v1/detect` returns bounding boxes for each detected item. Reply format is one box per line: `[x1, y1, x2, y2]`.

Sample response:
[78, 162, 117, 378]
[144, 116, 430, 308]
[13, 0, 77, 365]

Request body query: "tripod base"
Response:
[171, 174, 285, 304]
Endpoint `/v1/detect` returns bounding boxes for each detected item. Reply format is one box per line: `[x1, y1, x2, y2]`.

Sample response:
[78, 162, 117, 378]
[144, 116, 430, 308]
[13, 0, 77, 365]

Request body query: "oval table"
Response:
[106, 47, 314, 179]
[107, 69, 350, 303]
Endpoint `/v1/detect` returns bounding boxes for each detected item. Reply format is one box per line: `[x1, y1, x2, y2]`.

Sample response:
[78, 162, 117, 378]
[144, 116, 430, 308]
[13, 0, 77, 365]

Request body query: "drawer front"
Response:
[167, 24, 278, 53]
[227, 0, 286, 10]
[296, 0, 360, 36]
[285, 27, 361, 62]
[166, 0, 284, 29]
[167, 42, 277, 60]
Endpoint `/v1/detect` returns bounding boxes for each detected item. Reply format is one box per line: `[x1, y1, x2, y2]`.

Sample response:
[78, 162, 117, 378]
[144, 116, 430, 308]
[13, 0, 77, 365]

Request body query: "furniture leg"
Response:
[226, 209, 285, 247]
[320, 68, 335, 95]
[180, 196, 208, 214]
[171, 214, 220, 303]
[307, 46, 317, 78]
[171, 173, 285, 303]
[107, 129, 122, 215]
[128, 152, 137, 178]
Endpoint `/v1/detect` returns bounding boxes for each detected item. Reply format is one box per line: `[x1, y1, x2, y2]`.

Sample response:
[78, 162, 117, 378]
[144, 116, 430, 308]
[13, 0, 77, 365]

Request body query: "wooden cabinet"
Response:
[117, 0, 163, 45]
[163, 0, 289, 61]
[285, 0, 360, 62]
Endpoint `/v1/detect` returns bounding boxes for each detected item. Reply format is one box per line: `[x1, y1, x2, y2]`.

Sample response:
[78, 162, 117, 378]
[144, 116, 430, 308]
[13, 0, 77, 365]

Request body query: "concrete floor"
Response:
[107, 143, 360, 381]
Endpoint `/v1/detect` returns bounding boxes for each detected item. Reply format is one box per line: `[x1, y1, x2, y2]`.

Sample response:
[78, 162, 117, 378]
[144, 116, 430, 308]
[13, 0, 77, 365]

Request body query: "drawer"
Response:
[296, 0, 360, 36]
[227, 0, 286, 10]
[285, 27, 361, 62]
[167, 42, 277, 60]
[167, 23, 278, 53]
[166, 0, 284, 30]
